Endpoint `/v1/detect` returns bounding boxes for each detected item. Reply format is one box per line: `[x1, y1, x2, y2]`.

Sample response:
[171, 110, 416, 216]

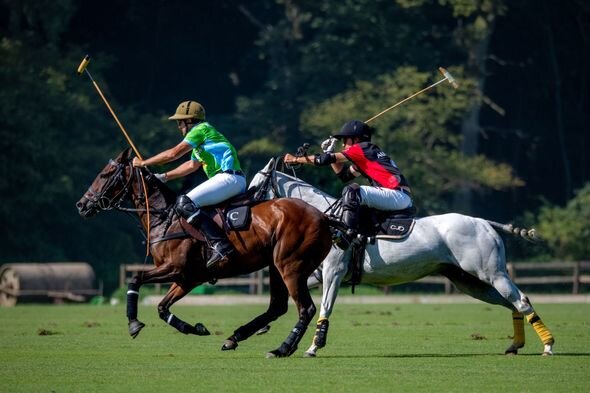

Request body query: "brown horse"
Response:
[76, 148, 332, 357]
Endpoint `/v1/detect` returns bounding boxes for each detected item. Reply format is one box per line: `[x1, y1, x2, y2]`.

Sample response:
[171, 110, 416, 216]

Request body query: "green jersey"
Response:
[183, 122, 242, 179]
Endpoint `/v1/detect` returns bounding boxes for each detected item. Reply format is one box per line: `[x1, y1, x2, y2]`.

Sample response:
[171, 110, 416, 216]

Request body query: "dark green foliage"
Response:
[1, 0, 589, 292]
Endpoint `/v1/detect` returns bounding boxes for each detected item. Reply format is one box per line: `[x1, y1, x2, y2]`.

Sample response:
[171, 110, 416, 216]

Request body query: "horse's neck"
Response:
[274, 172, 336, 210]
[131, 178, 172, 235]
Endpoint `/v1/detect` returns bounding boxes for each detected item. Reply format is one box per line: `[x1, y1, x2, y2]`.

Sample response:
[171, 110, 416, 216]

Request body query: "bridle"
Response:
[83, 159, 136, 212]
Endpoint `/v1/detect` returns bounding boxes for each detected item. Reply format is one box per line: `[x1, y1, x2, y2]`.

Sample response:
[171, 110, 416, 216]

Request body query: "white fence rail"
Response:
[120, 261, 590, 295]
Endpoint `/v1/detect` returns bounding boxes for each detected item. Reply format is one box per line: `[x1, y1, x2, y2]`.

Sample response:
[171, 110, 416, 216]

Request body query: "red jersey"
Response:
[342, 142, 410, 190]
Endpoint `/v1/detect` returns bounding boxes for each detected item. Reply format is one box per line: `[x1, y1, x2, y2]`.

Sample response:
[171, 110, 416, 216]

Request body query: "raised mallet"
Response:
[365, 67, 459, 124]
[76, 55, 143, 159]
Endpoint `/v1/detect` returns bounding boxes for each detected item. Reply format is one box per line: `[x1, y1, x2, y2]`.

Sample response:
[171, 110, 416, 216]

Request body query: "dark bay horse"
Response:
[76, 149, 332, 357]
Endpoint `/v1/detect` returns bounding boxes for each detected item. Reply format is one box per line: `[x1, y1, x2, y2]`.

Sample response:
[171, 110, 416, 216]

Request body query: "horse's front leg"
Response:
[305, 247, 348, 357]
[158, 283, 210, 336]
[126, 264, 178, 338]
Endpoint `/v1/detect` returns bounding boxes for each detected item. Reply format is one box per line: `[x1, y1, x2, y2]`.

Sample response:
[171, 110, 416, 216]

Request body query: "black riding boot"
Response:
[336, 184, 361, 249]
[176, 195, 234, 269]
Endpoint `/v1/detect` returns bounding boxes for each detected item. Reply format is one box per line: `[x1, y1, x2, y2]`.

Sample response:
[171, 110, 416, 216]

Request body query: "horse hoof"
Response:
[194, 323, 210, 336]
[255, 325, 271, 335]
[128, 321, 145, 339]
[504, 346, 518, 355]
[303, 351, 316, 358]
[266, 350, 282, 358]
[221, 337, 238, 351]
[542, 343, 554, 356]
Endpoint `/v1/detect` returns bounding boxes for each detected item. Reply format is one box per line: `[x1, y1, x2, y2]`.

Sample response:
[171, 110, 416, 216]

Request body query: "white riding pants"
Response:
[186, 173, 247, 208]
[359, 186, 412, 211]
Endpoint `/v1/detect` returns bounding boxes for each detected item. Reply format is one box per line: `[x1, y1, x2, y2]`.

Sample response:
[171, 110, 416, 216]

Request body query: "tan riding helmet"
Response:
[168, 101, 206, 121]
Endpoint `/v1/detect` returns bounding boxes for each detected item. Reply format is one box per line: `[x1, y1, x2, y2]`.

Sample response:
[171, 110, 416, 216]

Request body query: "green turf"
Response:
[1, 302, 588, 393]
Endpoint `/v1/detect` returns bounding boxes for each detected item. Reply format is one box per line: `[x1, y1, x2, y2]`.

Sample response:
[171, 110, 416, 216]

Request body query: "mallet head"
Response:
[77, 55, 90, 75]
[438, 67, 459, 89]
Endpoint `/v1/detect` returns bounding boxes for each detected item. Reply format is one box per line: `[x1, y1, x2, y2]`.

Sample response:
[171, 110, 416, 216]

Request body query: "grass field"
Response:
[1, 301, 589, 393]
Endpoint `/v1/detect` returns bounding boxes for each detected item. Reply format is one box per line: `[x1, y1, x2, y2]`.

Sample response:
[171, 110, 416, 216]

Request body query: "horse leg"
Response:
[305, 248, 347, 357]
[441, 265, 528, 354]
[222, 264, 289, 351]
[157, 283, 210, 336]
[126, 263, 179, 338]
[445, 264, 554, 356]
[267, 275, 317, 358]
[505, 311, 525, 355]
[487, 273, 554, 355]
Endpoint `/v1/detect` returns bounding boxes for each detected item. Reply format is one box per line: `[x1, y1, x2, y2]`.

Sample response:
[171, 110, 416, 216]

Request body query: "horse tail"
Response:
[486, 220, 538, 242]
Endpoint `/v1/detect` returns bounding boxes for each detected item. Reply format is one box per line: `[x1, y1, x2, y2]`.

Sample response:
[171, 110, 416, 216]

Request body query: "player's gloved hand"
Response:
[155, 173, 168, 183]
[320, 137, 337, 153]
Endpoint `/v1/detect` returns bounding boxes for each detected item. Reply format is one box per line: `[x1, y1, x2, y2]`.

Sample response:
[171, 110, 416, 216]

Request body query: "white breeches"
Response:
[186, 173, 247, 208]
[359, 186, 412, 211]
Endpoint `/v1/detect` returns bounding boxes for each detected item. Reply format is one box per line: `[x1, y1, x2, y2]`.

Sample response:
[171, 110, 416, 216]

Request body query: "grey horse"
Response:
[249, 158, 555, 357]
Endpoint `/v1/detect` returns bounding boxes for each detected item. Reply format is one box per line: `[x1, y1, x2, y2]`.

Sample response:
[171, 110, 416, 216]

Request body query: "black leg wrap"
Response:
[126, 282, 140, 320]
[160, 307, 210, 335]
[313, 319, 329, 348]
[233, 310, 282, 341]
[168, 314, 193, 334]
[281, 320, 307, 356]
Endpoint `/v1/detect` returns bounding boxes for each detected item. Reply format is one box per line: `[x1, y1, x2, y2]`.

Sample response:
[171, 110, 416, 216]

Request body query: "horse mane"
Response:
[143, 169, 178, 206]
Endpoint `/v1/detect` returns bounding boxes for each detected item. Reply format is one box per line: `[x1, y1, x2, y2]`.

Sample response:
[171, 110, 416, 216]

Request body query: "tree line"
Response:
[1, 0, 588, 292]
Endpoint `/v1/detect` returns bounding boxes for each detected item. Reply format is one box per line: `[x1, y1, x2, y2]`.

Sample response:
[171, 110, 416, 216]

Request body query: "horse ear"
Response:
[118, 147, 133, 163]
[263, 158, 275, 171]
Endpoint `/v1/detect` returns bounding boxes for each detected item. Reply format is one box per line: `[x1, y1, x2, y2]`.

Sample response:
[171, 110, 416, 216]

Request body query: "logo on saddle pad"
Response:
[225, 206, 251, 230]
[378, 217, 415, 239]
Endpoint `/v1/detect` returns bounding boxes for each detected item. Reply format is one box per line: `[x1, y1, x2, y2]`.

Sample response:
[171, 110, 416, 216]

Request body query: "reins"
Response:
[84, 160, 173, 259]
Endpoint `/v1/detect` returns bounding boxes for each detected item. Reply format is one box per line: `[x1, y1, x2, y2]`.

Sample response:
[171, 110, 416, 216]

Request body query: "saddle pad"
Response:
[225, 206, 251, 230]
[377, 217, 415, 239]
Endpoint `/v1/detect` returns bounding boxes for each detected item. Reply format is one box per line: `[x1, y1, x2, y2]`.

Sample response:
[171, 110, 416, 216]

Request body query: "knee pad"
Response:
[176, 195, 198, 219]
[342, 184, 361, 210]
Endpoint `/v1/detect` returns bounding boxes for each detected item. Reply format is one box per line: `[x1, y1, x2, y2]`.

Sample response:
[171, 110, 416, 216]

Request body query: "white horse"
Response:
[249, 158, 555, 357]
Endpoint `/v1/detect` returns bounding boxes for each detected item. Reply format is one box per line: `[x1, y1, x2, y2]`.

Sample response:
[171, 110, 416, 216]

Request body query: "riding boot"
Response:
[175, 195, 234, 269]
[336, 184, 361, 250]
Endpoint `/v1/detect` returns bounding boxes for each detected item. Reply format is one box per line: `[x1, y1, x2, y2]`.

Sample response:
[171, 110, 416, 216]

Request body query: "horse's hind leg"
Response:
[441, 266, 527, 354]
[489, 273, 554, 355]
[443, 264, 554, 355]
[222, 264, 289, 351]
[267, 274, 317, 358]
[158, 283, 210, 336]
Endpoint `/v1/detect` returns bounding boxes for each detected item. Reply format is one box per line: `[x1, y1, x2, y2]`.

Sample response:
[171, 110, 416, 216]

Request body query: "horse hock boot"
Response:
[176, 195, 234, 269]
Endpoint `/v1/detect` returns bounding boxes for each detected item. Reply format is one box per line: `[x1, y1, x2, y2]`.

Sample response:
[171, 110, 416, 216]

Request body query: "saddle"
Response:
[158, 187, 264, 245]
[347, 205, 417, 291]
[186, 187, 263, 235]
[358, 204, 417, 239]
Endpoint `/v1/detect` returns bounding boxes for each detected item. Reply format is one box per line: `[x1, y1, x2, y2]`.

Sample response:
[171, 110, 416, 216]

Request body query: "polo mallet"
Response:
[77, 55, 151, 254]
[365, 67, 459, 123]
[76, 55, 144, 160]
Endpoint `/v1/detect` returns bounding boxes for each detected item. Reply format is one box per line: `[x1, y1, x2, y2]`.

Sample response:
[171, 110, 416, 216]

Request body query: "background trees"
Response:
[1, 0, 588, 292]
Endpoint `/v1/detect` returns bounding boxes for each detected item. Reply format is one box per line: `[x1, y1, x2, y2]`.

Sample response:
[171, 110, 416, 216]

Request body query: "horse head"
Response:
[76, 148, 136, 218]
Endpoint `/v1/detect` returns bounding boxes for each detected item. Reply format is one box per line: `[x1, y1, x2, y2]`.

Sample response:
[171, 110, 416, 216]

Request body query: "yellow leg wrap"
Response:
[527, 312, 555, 345]
[512, 312, 525, 346]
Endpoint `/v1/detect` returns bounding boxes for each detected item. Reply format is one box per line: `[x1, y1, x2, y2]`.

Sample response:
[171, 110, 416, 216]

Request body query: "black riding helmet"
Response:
[332, 120, 373, 141]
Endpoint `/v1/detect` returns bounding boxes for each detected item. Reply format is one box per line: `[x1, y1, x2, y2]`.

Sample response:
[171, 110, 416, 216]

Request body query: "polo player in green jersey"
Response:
[133, 101, 246, 268]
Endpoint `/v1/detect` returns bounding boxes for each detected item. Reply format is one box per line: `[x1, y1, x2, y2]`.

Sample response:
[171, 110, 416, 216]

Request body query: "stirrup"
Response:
[206, 246, 233, 269]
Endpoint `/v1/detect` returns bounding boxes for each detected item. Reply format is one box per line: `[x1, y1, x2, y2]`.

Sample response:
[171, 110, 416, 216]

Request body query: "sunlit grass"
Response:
[1, 303, 588, 392]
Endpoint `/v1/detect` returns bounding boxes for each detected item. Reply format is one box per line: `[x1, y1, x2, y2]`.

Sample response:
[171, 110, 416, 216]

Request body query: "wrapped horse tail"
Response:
[486, 220, 538, 242]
